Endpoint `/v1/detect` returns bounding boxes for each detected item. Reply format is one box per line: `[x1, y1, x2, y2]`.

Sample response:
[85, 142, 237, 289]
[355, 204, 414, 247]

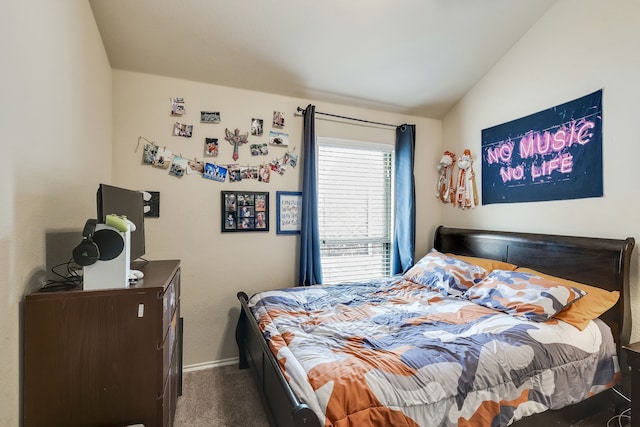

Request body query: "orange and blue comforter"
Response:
[248, 277, 618, 427]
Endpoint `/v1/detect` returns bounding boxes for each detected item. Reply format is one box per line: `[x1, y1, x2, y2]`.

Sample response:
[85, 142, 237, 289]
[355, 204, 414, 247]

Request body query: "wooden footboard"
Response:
[236, 291, 321, 427]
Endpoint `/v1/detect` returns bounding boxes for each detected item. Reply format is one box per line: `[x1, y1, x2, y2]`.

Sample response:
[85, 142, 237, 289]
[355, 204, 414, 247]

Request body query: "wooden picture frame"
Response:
[221, 191, 269, 232]
[276, 191, 302, 235]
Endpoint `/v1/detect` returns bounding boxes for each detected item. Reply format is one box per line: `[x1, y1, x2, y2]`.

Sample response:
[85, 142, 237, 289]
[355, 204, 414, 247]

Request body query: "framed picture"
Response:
[276, 191, 302, 234]
[222, 191, 269, 232]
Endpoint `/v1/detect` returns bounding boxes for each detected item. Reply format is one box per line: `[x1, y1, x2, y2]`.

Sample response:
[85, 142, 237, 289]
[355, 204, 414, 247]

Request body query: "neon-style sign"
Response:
[486, 119, 595, 183]
[481, 90, 603, 205]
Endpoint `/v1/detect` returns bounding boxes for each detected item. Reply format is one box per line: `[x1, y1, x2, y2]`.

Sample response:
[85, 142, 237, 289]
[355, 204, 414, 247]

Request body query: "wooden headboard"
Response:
[433, 226, 635, 358]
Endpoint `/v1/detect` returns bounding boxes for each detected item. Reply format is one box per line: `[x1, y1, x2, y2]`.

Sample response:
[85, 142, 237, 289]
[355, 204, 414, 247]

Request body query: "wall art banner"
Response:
[481, 89, 603, 205]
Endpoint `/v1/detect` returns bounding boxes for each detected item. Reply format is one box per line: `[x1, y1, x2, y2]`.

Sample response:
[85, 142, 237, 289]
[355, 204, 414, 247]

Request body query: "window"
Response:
[317, 138, 394, 284]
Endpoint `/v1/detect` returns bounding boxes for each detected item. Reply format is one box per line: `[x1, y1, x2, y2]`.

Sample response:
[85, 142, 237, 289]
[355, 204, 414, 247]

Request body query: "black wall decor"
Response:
[221, 191, 269, 232]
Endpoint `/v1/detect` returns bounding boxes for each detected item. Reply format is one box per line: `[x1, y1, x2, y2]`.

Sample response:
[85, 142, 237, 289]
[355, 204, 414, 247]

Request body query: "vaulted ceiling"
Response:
[89, 0, 557, 119]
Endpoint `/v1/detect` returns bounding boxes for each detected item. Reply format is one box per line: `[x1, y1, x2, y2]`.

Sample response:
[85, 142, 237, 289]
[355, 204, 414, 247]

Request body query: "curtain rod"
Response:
[296, 106, 398, 128]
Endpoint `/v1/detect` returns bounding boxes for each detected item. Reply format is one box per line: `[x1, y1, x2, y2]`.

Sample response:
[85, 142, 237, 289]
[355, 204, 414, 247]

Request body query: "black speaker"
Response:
[94, 228, 125, 261]
[72, 219, 100, 266]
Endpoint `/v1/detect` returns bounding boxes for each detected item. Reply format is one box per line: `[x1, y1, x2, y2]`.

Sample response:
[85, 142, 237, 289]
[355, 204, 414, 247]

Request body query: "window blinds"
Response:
[317, 139, 394, 284]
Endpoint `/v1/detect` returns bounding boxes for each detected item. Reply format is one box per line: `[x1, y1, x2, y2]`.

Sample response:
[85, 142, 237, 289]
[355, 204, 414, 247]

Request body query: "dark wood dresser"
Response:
[23, 259, 182, 427]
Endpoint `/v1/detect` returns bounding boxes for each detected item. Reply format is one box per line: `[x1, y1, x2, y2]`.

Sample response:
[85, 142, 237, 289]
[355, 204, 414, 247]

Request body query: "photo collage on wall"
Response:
[222, 191, 269, 232]
[140, 100, 298, 185]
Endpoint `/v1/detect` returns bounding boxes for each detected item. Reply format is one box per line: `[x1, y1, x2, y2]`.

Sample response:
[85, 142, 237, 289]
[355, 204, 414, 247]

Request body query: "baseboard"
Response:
[183, 357, 239, 372]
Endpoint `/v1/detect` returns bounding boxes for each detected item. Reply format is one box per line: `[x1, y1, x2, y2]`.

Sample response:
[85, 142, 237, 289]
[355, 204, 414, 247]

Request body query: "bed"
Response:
[236, 226, 635, 426]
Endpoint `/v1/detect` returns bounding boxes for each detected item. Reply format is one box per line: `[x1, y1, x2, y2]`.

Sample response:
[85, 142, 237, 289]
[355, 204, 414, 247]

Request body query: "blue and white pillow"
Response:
[403, 249, 488, 297]
[464, 270, 587, 322]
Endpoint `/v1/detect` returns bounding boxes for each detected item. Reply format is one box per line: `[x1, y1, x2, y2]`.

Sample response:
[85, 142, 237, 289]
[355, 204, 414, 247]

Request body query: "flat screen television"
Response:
[96, 184, 145, 262]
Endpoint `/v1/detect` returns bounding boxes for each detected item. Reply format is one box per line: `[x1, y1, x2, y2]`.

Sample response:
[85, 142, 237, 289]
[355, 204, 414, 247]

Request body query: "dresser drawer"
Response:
[159, 346, 179, 427]
[162, 269, 180, 336]
[161, 312, 178, 386]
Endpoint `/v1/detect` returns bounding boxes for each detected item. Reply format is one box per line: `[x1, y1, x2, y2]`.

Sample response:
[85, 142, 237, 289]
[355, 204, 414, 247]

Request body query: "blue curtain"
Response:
[298, 104, 323, 286]
[392, 124, 416, 274]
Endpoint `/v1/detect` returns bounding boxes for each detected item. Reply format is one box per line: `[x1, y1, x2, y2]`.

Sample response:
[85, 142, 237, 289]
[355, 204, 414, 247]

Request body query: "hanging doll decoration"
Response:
[455, 149, 479, 209]
[436, 151, 456, 203]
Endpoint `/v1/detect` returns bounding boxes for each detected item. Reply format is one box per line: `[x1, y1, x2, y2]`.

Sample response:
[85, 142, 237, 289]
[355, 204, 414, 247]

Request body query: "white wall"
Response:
[1, 0, 112, 424]
[441, 0, 640, 340]
[111, 70, 442, 365]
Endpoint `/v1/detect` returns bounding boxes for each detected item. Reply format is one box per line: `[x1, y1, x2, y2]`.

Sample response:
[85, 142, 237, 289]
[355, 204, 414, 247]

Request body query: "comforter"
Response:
[248, 276, 619, 427]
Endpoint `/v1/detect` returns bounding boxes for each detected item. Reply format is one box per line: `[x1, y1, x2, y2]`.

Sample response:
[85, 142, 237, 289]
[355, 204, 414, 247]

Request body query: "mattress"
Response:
[248, 276, 619, 427]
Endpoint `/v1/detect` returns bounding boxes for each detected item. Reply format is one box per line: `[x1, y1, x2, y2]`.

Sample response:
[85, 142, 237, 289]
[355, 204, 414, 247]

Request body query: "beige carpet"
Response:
[175, 364, 270, 427]
[174, 364, 629, 426]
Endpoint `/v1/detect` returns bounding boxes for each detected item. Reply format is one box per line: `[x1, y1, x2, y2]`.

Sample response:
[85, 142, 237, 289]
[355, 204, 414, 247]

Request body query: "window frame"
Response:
[316, 136, 395, 284]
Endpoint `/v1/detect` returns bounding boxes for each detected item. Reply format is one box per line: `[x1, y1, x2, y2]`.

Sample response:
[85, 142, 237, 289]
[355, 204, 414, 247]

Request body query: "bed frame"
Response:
[236, 226, 635, 427]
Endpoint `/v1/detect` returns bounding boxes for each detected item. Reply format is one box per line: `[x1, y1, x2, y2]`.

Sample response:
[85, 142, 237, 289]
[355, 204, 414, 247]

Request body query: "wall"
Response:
[111, 70, 442, 366]
[441, 0, 640, 341]
[1, 0, 112, 424]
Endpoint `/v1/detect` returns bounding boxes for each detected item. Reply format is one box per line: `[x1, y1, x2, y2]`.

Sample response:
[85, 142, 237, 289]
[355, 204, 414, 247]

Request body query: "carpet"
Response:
[175, 364, 270, 427]
[174, 365, 629, 426]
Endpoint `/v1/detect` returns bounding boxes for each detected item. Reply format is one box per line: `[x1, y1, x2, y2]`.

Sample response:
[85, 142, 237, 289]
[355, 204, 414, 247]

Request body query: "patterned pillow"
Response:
[464, 270, 587, 322]
[515, 268, 619, 330]
[403, 249, 488, 296]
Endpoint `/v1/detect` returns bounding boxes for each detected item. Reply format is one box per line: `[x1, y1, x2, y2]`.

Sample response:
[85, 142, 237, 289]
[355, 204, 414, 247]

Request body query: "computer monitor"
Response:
[96, 184, 146, 261]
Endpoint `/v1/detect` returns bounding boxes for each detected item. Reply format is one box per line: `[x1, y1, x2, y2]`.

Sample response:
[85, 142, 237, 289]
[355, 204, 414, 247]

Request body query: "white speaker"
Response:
[83, 223, 131, 290]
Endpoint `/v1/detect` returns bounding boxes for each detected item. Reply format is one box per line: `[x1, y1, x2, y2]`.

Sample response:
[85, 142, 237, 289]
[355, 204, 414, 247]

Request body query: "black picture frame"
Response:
[276, 191, 302, 235]
[221, 191, 269, 232]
